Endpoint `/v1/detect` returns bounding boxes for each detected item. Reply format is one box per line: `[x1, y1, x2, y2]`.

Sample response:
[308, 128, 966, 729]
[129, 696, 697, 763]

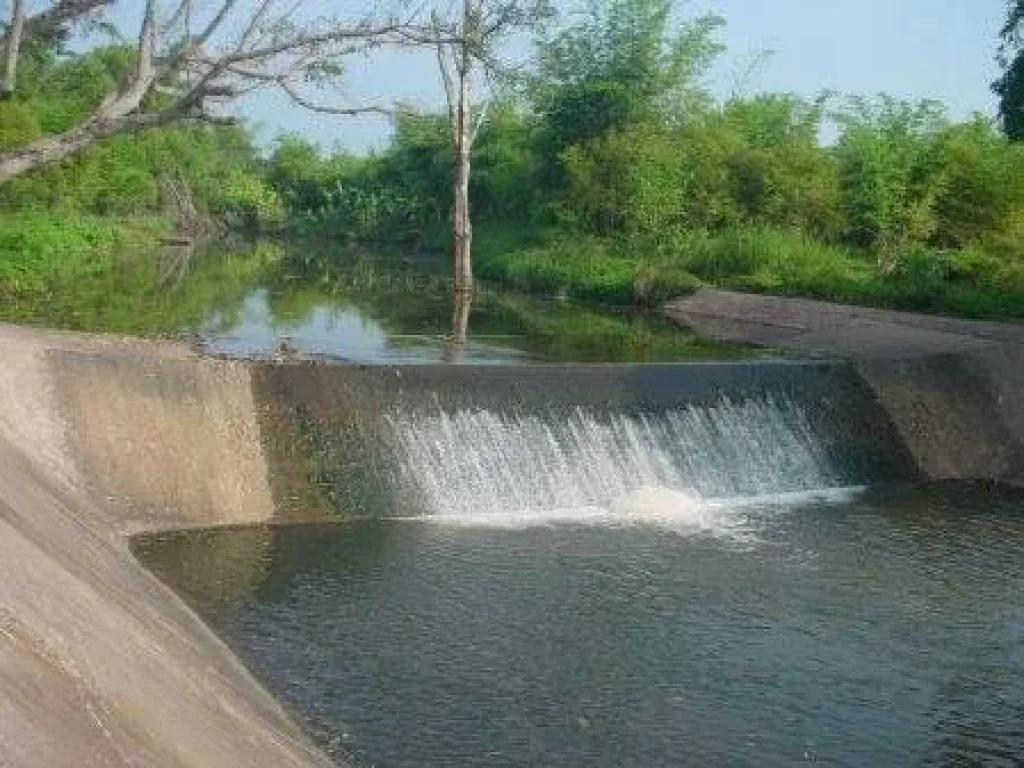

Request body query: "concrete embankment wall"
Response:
[0, 325, 333, 768]
[857, 349, 1024, 487]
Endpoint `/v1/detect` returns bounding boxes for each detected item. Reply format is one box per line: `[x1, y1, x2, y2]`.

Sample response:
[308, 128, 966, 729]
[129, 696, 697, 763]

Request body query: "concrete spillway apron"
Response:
[0, 323, 335, 768]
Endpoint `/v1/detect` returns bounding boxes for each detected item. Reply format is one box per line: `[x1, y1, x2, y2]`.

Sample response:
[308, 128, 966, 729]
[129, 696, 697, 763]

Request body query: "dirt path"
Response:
[666, 289, 1023, 359]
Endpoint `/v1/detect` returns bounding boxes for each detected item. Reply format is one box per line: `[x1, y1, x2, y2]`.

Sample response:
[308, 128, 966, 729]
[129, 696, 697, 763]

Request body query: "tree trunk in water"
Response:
[452, 69, 473, 296]
[443, 289, 472, 362]
[1, 0, 26, 97]
[450, 288, 471, 345]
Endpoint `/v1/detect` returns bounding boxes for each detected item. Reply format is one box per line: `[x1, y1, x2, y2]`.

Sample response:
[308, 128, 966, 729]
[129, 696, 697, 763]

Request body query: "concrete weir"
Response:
[667, 289, 1024, 487]
[0, 305, 1020, 767]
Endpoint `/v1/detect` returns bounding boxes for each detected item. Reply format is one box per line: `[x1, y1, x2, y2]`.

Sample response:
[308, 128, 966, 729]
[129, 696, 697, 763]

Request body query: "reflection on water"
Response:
[134, 484, 1024, 768]
[0, 236, 766, 363]
[203, 288, 533, 364]
[195, 244, 766, 364]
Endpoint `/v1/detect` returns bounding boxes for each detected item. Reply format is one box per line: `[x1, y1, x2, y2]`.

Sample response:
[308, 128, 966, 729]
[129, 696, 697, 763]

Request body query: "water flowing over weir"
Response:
[385, 394, 847, 524]
[250, 361, 920, 523]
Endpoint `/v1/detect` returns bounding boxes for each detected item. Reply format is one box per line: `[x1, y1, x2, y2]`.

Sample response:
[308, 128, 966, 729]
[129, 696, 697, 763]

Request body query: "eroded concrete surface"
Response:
[667, 289, 1024, 486]
[0, 324, 333, 768]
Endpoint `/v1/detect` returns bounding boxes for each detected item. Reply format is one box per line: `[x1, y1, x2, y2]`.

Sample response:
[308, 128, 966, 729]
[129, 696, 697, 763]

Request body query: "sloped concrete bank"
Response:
[667, 289, 1024, 487]
[0, 324, 334, 768]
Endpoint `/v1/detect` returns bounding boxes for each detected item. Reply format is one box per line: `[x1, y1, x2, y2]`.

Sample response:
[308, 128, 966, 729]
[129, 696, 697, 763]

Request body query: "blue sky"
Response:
[238, 0, 1008, 153]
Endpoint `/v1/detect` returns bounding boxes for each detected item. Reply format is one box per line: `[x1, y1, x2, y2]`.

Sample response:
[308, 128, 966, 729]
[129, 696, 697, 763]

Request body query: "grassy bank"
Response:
[0, 213, 278, 333]
[0, 213, 169, 301]
[477, 225, 1024, 320]
[476, 227, 700, 307]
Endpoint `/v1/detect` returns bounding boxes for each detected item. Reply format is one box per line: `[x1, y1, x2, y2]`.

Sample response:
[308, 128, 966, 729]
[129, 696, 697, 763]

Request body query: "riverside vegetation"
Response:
[1, 0, 1023, 323]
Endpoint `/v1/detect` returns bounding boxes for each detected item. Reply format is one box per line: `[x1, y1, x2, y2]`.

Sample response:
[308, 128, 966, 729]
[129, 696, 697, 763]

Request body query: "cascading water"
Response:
[384, 392, 864, 530]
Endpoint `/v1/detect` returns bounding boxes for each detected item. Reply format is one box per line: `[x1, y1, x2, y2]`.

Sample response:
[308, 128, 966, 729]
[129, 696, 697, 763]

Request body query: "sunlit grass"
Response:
[475, 224, 1024, 320]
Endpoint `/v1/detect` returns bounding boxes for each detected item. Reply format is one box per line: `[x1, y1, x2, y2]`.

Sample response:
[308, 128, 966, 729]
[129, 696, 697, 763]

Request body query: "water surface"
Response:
[135, 485, 1024, 768]
[197, 258, 759, 364]
[0, 238, 763, 363]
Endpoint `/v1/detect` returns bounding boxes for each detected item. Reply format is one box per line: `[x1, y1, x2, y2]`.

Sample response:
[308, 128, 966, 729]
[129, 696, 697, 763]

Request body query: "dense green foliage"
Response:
[2, 0, 1022, 323]
[994, 1, 1024, 140]
[259, 0, 1023, 318]
[0, 42, 281, 223]
[0, 38, 282, 313]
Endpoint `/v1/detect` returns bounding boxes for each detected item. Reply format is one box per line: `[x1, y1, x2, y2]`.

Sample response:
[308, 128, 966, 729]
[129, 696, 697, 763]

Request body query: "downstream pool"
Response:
[135, 484, 1024, 768]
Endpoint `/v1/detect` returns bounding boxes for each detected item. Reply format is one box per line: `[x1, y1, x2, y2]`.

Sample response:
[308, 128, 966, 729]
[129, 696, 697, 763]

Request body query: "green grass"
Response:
[0, 213, 280, 334]
[475, 224, 1024, 320]
[677, 226, 1024, 320]
[477, 230, 700, 307]
[0, 212, 169, 300]
[487, 294, 759, 361]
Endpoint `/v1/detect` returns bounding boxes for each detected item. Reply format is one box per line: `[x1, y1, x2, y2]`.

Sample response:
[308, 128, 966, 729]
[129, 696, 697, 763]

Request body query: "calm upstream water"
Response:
[135, 485, 1024, 768]
[190, 242, 765, 363]
[1, 237, 764, 362]
[197, 281, 757, 364]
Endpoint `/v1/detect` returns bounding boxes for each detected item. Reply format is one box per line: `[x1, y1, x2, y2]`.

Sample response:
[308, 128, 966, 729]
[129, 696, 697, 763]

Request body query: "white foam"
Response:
[385, 395, 846, 527]
[707, 486, 868, 510]
[410, 488, 754, 546]
[401, 485, 868, 545]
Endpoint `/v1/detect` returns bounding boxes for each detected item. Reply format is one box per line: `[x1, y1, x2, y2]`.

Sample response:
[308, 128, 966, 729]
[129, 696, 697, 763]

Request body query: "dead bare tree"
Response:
[1, 0, 26, 98]
[433, 0, 550, 298]
[0, 0, 435, 183]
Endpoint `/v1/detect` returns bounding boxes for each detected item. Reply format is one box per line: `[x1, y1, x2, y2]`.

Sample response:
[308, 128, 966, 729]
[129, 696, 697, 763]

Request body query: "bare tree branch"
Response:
[235, 0, 277, 52]
[0, 0, 456, 184]
[195, 0, 243, 49]
[277, 78, 391, 115]
[0, 0, 110, 50]
[160, 0, 190, 37]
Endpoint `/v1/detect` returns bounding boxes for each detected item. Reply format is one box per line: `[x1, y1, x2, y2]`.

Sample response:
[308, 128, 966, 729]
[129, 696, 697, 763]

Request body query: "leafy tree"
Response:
[833, 96, 949, 264]
[0, 0, 433, 183]
[994, 0, 1023, 140]
[561, 122, 687, 234]
[930, 117, 1024, 251]
[721, 94, 842, 238]
[532, 0, 723, 169]
[266, 136, 337, 217]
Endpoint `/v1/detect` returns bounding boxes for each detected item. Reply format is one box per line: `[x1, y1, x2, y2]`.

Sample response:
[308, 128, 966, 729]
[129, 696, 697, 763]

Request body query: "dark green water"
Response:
[197, 247, 759, 363]
[1, 239, 760, 363]
[135, 484, 1024, 768]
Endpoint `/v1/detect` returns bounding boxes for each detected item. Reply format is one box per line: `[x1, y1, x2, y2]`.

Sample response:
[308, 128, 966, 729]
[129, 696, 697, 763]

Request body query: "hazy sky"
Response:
[238, 0, 1008, 153]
